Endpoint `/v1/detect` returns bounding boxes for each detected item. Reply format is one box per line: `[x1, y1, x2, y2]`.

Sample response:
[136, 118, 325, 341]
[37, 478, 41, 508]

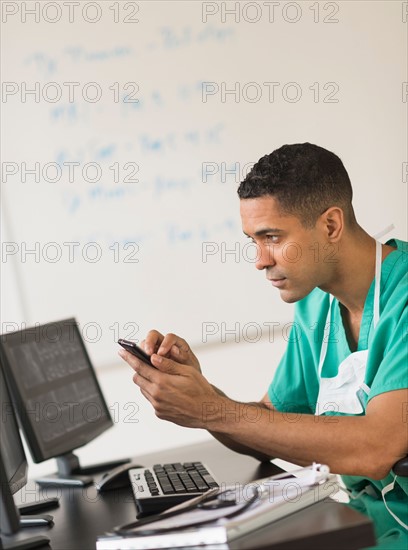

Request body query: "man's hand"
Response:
[140, 330, 202, 373]
[118, 333, 220, 427]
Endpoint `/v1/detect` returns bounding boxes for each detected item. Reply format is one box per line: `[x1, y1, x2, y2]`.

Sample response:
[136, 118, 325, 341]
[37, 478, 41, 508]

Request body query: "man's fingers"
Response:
[156, 333, 179, 356]
[133, 372, 155, 401]
[139, 386, 153, 404]
[120, 346, 183, 379]
[118, 348, 141, 371]
[168, 344, 192, 366]
[144, 329, 165, 355]
[144, 332, 196, 367]
[133, 370, 152, 386]
[151, 353, 183, 375]
[157, 333, 191, 358]
[172, 342, 193, 362]
[119, 349, 157, 381]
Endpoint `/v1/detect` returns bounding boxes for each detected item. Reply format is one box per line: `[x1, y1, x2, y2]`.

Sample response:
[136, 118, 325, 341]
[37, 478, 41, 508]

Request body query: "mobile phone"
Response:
[117, 339, 155, 367]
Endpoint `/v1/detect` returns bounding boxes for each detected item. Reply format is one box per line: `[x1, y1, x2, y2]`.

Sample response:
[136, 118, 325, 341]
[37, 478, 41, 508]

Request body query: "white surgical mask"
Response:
[314, 240, 381, 416]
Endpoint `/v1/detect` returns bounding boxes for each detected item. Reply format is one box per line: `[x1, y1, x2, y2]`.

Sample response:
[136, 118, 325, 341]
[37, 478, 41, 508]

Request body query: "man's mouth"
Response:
[268, 278, 287, 288]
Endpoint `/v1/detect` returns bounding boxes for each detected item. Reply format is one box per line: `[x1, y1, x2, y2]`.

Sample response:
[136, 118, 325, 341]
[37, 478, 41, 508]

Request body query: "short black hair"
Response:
[237, 143, 354, 227]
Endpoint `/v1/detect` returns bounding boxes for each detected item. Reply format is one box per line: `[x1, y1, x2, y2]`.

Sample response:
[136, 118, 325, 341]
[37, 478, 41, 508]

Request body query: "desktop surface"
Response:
[7, 440, 376, 550]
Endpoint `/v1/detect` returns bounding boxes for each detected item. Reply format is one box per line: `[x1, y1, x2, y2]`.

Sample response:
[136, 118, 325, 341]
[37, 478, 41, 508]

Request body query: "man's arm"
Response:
[208, 389, 275, 462]
[119, 331, 407, 480]
[203, 388, 408, 480]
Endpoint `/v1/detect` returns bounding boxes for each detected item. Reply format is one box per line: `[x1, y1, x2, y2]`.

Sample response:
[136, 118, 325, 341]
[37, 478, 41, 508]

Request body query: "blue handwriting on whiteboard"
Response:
[140, 124, 224, 154]
[62, 184, 135, 214]
[166, 218, 237, 244]
[24, 52, 57, 76]
[21, 24, 233, 77]
[63, 46, 132, 63]
[148, 25, 234, 51]
[55, 142, 117, 164]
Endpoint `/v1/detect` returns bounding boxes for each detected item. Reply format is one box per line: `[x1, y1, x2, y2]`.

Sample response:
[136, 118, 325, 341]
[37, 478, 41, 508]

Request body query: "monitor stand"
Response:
[17, 498, 59, 516]
[35, 452, 130, 487]
[0, 535, 50, 550]
[19, 516, 53, 528]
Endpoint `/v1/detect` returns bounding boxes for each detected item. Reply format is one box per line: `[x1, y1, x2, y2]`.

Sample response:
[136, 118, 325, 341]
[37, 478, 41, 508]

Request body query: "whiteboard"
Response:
[1, 1, 406, 367]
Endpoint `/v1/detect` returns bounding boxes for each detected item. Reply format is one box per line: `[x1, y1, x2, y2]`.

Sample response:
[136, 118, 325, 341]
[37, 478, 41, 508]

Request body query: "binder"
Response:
[96, 465, 338, 550]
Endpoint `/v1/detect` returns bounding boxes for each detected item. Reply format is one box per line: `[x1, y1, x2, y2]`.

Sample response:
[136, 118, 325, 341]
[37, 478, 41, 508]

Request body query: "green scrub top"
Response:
[268, 239, 408, 549]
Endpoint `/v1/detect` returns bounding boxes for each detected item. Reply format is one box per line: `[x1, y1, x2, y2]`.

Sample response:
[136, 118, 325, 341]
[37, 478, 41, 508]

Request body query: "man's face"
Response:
[240, 196, 331, 303]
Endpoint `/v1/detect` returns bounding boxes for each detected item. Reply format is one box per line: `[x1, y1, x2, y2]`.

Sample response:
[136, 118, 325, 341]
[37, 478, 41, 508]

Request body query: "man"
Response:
[119, 143, 407, 549]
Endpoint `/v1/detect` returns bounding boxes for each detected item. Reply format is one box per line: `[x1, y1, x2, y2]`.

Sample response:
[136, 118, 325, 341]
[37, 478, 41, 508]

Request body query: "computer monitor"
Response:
[0, 318, 128, 487]
[0, 364, 27, 497]
[0, 364, 50, 548]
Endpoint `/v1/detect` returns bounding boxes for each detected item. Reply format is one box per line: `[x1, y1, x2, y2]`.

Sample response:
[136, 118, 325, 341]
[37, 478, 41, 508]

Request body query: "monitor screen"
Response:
[0, 319, 113, 463]
[0, 363, 27, 494]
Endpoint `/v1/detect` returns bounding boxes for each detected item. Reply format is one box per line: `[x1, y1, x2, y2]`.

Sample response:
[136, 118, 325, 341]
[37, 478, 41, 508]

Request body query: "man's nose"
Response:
[255, 244, 276, 271]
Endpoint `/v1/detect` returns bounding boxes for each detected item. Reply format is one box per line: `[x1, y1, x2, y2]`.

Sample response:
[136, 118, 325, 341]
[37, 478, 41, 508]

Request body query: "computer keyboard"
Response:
[129, 461, 219, 516]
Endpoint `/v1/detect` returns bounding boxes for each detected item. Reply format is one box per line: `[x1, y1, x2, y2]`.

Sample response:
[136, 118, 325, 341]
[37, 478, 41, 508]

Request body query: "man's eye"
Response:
[265, 235, 279, 243]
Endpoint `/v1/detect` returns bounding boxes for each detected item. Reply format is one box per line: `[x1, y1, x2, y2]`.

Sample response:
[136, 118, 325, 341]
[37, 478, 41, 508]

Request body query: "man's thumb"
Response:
[151, 353, 181, 374]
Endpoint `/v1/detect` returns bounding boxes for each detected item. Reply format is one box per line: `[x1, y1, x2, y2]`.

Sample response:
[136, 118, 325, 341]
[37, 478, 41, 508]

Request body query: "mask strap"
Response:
[373, 223, 394, 241]
[372, 222, 394, 329]
[381, 475, 408, 531]
[317, 295, 334, 377]
[373, 240, 381, 330]
[337, 484, 372, 500]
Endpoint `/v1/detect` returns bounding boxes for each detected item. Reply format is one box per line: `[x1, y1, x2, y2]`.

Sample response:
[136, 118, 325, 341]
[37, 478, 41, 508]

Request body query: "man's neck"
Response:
[320, 228, 395, 316]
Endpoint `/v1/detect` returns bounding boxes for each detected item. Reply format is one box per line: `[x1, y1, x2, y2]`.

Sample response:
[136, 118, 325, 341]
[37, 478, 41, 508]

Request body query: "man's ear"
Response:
[319, 206, 344, 242]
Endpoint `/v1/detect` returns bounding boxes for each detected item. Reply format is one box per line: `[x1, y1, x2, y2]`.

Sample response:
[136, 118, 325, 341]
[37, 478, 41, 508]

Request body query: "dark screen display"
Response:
[0, 365, 27, 494]
[0, 319, 112, 462]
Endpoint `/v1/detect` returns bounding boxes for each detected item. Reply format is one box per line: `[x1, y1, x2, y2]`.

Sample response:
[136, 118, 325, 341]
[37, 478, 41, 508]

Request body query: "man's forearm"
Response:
[208, 386, 272, 462]
[208, 429, 273, 461]
[204, 393, 404, 480]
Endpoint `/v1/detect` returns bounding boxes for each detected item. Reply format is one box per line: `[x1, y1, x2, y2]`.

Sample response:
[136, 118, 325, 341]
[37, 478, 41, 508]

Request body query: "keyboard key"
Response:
[202, 474, 217, 485]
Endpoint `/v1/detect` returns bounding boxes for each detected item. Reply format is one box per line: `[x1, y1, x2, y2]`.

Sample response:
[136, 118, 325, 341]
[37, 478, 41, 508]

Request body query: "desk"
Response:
[5, 440, 375, 550]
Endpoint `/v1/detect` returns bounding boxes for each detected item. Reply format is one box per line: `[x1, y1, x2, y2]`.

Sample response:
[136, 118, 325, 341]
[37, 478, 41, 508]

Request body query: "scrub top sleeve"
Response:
[268, 324, 314, 414]
[368, 306, 408, 402]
